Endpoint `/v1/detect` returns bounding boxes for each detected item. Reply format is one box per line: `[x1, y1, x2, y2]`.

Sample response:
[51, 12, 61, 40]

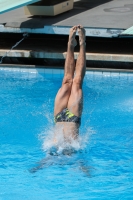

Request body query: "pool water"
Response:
[0, 68, 133, 200]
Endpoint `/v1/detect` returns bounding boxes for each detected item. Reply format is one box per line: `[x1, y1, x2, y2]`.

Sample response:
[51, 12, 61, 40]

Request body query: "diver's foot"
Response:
[68, 26, 77, 48]
[78, 25, 86, 46]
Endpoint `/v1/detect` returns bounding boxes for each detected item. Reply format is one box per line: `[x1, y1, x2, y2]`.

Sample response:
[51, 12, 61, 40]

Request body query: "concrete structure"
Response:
[24, 0, 74, 16]
[0, 0, 40, 14]
[0, 0, 133, 69]
[0, 0, 133, 37]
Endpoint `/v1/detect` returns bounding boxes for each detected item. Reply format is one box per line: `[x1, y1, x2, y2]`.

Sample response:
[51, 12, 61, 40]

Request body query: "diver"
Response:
[29, 26, 86, 173]
[53, 25, 86, 144]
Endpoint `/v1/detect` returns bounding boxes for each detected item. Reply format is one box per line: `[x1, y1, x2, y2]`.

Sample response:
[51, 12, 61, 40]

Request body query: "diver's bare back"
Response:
[56, 121, 79, 140]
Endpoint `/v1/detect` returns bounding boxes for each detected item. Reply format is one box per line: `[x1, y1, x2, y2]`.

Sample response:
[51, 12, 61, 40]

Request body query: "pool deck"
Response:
[0, 0, 133, 69]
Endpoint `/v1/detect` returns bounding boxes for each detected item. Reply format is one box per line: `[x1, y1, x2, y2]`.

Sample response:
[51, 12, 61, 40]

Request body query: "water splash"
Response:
[39, 124, 95, 156]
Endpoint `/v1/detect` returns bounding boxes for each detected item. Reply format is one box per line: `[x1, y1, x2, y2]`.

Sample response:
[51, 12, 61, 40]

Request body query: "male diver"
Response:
[29, 26, 86, 173]
[53, 25, 86, 143]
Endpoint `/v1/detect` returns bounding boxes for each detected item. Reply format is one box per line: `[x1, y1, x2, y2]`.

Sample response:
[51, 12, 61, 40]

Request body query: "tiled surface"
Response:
[0, 67, 133, 78]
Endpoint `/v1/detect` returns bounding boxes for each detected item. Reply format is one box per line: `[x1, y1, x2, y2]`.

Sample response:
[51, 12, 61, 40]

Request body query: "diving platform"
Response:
[0, 0, 133, 69]
[0, 0, 74, 16]
[0, 0, 40, 14]
[0, 0, 133, 37]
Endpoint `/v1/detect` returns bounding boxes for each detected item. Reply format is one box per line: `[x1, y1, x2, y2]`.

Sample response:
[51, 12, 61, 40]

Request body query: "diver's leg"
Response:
[54, 26, 77, 116]
[68, 25, 86, 117]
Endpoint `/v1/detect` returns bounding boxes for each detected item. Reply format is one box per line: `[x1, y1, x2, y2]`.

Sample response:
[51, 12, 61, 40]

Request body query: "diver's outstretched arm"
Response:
[29, 157, 51, 173]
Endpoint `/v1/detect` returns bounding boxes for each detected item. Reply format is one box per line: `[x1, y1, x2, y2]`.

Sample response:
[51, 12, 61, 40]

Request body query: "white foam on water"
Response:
[39, 125, 95, 155]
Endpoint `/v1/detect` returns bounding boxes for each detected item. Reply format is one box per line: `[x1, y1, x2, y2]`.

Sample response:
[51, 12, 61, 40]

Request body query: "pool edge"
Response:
[0, 64, 133, 74]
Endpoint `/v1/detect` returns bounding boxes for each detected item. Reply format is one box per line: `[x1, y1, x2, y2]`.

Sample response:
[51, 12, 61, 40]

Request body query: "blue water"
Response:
[0, 69, 133, 200]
